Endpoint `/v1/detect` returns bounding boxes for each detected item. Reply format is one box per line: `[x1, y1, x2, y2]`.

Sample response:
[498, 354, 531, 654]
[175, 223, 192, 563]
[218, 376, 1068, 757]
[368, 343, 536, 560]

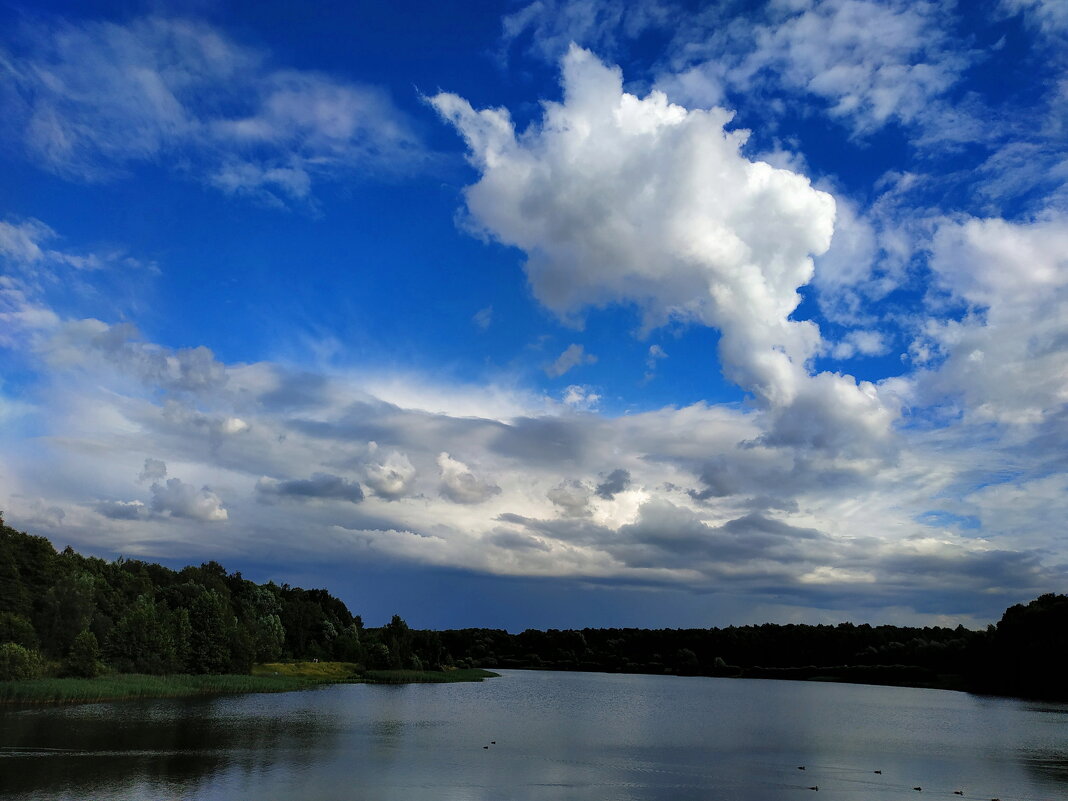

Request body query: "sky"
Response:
[1, 0, 1067, 631]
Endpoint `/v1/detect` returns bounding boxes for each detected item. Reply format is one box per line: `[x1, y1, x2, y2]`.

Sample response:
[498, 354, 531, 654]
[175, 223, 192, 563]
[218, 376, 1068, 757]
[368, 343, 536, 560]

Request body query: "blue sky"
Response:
[2, 0, 1067, 630]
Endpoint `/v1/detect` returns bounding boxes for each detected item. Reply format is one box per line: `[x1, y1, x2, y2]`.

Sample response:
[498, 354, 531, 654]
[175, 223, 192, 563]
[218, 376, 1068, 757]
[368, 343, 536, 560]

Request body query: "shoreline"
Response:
[0, 665, 500, 707]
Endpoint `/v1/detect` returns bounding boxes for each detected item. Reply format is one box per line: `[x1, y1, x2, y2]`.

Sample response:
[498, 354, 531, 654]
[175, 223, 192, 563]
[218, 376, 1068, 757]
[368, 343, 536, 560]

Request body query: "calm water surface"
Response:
[2, 670, 1068, 800]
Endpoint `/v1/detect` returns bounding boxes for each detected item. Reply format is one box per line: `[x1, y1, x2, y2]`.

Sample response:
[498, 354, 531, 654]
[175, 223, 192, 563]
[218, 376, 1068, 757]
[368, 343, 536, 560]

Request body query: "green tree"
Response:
[0, 536, 30, 617]
[384, 615, 412, 669]
[188, 590, 235, 674]
[333, 623, 364, 663]
[64, 630, 104, 678]
[172, 607, 192, 670]
[0, 611, 38, 649]
[369, 642, 391, 669]
[106, 595, 177, 674]
[235, 585, 286, 662]
[38, 570, 96, 658]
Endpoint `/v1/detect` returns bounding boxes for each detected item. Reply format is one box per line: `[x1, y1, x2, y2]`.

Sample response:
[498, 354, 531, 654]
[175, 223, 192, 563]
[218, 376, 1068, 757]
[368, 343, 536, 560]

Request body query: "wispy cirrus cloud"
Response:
[503, 0, 975, 141]
[0, 15, 425, 204]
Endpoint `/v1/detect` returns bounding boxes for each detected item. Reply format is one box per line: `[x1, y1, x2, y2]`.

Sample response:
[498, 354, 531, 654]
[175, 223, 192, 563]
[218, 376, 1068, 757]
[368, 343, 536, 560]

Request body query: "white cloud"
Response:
[500, 0, 674, 63]
[0, 216, 148, 287]
[40, 319, 229, 396]
[561, 384, 601, 410]
[151, 477, 228, 521]
[733, 0, 966, 135]
[831, 329, 889, 360]
[651, 0, 971, 141]
[546, 343, 597, 377]
[364, 448, 418, 500]
[0, 218, 52, 263]
[1003, 0, 1068, 33]
[472, 305, 494, 331]
[646, 344, 667, 366]
[644, 343, 668, 380]
[431, 46, 895, 458]
[547, 478, 592, 517]
[437, 452, 502, 504]
[910, 213, 1068, 425]
[0, 16, 422, 202]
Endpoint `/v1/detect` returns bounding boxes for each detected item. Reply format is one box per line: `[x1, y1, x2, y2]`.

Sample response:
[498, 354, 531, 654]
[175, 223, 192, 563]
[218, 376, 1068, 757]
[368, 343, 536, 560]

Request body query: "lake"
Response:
[2, 670, 1068, 800]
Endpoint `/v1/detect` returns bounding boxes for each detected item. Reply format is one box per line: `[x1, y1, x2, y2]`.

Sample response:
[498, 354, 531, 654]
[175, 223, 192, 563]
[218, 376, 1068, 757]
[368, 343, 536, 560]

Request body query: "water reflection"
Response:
[0, 691, 341, 799]
[3, 673, 1068, 801]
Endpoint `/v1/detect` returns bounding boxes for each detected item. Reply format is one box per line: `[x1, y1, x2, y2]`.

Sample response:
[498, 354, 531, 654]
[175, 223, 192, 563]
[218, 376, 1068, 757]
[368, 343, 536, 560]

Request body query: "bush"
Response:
[0, 642, 45, 680]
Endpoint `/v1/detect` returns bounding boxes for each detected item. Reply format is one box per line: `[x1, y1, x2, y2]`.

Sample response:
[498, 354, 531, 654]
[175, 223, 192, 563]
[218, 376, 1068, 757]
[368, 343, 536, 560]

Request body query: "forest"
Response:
[2, 516, 1065, 699]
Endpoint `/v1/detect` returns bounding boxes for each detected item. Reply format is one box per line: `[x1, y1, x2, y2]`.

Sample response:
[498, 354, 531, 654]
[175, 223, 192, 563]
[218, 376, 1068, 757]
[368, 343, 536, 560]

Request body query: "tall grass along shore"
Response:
[2, 663, 499, 706]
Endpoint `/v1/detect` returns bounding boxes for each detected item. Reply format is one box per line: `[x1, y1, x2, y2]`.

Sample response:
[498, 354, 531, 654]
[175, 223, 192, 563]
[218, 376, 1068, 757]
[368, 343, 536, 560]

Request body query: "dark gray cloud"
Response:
[289, 399, 495, 451]
[595, 468, 631, 499]
[137, 457, 167, 483]
[94, 499, 148, 520]
[486, 529, 552, 552]
[686, 449, 878, 504]
[257, 472, 365, 504]
[258, 370, 332, 412]
[612, 504, 821, 570]
[491, 416, 587, 464]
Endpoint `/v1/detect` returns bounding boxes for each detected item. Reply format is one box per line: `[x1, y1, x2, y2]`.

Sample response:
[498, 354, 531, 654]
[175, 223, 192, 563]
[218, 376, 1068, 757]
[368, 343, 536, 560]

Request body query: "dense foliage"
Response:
[434, 597, 1068, 699]
[2, 516, 1065, 699]
[0, 516, 442, 679]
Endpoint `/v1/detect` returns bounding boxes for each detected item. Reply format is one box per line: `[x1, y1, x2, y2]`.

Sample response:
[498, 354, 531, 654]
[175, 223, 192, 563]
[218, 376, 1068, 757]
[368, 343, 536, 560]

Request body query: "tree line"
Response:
[0, 516, 439, 679]
[436, 596, 1068, 699]
[2, 516, 1065, 699]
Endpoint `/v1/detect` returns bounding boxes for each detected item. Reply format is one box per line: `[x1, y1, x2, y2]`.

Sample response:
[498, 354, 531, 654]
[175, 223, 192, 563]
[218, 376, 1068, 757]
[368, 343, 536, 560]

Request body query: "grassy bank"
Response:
[253, 661, 499, 684]
[251, 661, 362, 681]
[0, 673, 321, 706]
[0, 663, 500, 706]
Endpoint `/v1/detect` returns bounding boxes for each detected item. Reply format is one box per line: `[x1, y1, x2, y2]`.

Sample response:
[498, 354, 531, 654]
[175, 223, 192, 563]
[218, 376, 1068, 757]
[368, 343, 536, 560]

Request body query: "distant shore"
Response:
[0, 663, 499, 706]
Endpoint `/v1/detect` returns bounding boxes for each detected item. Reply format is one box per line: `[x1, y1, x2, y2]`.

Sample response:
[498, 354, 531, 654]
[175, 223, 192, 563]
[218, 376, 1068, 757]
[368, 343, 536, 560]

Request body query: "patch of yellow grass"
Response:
[251, 661, 361, 681]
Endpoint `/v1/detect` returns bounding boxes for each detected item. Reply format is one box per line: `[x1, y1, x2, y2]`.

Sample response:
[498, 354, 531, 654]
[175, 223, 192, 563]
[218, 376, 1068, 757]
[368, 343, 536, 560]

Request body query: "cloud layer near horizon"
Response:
[3, 201, 1066, 626]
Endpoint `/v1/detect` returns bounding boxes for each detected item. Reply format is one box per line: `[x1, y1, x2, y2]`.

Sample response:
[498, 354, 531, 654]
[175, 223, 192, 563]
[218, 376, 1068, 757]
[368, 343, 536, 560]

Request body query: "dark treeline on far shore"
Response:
[436, 594, 1068, 700]
[2, 516, 1066, 700]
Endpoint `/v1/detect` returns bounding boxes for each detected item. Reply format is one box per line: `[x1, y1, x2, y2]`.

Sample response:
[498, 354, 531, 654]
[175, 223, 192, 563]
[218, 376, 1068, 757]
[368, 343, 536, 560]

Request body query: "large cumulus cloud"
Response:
[430, 46, 895, 459]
